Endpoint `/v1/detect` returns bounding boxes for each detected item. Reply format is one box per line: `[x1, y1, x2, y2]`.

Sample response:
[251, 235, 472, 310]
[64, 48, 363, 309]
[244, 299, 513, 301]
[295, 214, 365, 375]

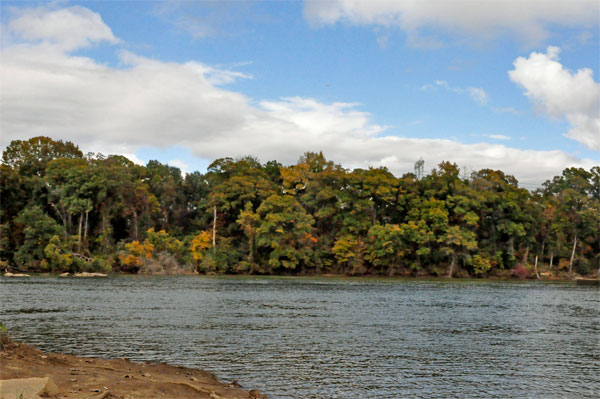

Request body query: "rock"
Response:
[3, 272, 30, 277]
[59, 272, 70, 277]
[249, 389, 268, 398]
[73, 272, 107, 277]
[0, 377, 59, 399]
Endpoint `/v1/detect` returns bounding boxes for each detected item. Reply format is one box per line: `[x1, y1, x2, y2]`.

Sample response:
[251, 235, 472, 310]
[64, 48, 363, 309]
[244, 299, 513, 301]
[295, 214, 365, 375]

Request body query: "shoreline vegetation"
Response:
[1, 137, 599, 280]
[0, 271, 592, 282]
[0, 334, 264, 399]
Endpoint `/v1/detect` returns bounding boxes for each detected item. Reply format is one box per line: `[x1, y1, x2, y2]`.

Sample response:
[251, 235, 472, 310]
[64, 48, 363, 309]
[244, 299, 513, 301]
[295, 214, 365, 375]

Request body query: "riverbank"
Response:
[2, 269, 592, 282]
[0, 339, 265, 399]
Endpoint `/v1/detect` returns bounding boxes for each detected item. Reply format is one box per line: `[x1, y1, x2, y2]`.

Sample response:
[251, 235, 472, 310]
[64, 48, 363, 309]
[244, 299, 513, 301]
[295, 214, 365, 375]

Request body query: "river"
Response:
[1, 276, 598, 398]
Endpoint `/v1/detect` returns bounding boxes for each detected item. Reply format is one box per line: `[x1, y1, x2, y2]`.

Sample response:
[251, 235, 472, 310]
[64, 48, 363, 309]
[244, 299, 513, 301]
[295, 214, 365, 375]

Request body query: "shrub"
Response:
[471, 254, 492, 275]
[575, 257, 591, 275]
[511, 264, 532, 279]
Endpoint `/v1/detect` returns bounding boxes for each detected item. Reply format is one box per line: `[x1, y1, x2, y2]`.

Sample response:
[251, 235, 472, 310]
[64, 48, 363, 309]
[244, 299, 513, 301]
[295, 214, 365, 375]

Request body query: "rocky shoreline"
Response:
[0, 339, 266, 399]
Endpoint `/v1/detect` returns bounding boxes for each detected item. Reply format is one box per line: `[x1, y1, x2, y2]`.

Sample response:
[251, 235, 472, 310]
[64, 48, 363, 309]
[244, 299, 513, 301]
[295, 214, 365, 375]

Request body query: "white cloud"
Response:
[488, 134, 511, 141]
[7, 6, 118, 51]
[120, 153, 145, 166]
[1, 6, 597, 188]
[421, 81, 488, 105]
[304, 0, 599, 46]
[467, 87, 488, 105]
[168, 159, 189, 175]
[509, 46, 600, 151]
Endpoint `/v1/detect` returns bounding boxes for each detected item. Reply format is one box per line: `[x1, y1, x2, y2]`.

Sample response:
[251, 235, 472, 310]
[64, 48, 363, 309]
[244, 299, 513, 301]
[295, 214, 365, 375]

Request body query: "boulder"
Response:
[3, 272, 30, 277]
[73, 272, 107, 277]
[0, 377, 59, 399]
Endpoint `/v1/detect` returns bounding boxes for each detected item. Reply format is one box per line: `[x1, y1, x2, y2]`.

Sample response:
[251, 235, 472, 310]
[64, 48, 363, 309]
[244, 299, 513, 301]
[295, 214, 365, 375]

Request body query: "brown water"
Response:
[1, 276, 598, 398]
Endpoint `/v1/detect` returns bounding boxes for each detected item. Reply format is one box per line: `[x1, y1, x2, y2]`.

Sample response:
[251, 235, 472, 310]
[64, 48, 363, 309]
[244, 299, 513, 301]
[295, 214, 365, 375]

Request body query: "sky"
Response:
[1, 0, 599, 188]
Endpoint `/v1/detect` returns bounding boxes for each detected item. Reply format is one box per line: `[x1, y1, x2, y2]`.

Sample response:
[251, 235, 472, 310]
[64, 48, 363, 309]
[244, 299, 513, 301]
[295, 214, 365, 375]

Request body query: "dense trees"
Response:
[1, 137, 598, 277]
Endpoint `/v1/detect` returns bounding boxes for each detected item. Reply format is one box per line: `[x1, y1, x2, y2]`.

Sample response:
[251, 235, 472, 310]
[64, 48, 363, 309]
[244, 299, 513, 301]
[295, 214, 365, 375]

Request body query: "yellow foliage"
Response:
[119, 253, 141, 267]
[119, 240, 154, 266]
[145, 228, 182, 253]
[126, 240, 154, 258]
[333, 235, 364, 265]
[190, 231, 212, 261]
[281, 164, 310, 194]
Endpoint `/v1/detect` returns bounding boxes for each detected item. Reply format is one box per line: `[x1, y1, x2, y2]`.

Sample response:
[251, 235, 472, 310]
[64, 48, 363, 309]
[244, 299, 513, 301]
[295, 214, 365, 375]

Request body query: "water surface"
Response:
[1, 276, 598, 398]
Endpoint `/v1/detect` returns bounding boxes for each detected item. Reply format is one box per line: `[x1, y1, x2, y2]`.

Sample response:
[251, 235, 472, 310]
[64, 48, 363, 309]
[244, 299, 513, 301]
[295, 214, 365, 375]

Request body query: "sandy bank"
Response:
[0, 340, 266, 399]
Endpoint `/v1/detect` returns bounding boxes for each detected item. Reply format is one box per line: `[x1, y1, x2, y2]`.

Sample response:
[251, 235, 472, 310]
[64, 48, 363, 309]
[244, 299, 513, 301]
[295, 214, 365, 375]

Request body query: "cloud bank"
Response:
[304, 0, 599, 46]
[1, 5, 597, 187]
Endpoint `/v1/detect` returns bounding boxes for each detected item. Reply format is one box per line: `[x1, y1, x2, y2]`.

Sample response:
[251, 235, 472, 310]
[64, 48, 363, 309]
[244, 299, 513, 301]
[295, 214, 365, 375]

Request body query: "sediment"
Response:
[0, 340, 265, 399]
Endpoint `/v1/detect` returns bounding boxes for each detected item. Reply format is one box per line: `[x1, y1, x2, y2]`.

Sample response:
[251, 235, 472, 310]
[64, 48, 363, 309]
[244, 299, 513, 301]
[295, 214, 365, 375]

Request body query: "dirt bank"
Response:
[0, 340, 266, 399]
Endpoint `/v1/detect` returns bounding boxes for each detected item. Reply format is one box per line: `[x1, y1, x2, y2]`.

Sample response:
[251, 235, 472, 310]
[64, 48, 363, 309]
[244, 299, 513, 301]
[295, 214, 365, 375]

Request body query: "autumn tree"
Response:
[256, 195, 316, 272]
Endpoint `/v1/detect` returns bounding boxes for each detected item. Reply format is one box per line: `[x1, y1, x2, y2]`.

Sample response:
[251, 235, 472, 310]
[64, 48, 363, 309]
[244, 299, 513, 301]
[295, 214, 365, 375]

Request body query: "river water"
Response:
[1, 276, 598, 398]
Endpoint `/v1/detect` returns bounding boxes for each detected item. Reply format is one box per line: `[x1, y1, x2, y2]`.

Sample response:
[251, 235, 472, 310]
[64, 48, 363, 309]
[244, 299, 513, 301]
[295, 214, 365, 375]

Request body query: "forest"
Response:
[1, 136, 599, 278]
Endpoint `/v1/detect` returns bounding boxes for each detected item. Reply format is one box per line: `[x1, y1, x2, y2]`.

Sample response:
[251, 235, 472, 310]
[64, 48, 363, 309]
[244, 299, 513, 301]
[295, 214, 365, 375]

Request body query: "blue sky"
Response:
[1, 0, 598, 186]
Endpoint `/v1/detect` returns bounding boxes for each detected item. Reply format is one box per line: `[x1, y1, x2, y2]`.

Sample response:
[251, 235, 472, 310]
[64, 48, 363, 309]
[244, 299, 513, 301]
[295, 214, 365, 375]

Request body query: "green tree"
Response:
[365, 224, 405, 274]
[2, 136, 82, 177]
[256, 195, 315, 272]
[13, 206, 63, 271]
[237, 202, 261, 272]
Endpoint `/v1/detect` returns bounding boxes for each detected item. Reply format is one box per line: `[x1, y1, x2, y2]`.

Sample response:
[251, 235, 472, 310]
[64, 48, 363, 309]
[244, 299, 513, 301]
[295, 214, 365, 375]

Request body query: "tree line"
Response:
[1, 136, 598, 277]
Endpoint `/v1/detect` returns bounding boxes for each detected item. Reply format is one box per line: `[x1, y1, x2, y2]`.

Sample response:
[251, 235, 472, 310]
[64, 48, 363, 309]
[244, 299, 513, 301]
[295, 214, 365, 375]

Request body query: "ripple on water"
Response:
[1, 276, 599, 399]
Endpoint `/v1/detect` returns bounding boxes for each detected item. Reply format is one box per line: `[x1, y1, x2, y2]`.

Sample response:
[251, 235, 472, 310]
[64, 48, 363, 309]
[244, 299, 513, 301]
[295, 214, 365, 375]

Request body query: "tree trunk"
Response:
[163, 209, 169, 230]
[549, 253, 554, 269]
[249, 234, 255, 264]
[77, 211, 83, 253]
[212, 205, 217, 256]
[50, 203, 68, 238]
[101, 206, 108, 252]
[522, 245, 529, 264]
[569, 235, 577, 274]
[508, 237, 515, 262]
[534, 255, 539, 279]
[540, 239, 545, 264]
[491, 217, 497, 255]
[133, 210, 139, 240]
[447, 253, 457, 278]
[83, 210, 89, 250]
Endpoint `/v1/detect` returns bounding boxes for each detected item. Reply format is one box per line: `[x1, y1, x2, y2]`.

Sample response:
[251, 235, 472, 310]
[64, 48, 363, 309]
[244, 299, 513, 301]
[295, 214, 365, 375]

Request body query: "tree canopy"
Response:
[1, 137, 598, 278]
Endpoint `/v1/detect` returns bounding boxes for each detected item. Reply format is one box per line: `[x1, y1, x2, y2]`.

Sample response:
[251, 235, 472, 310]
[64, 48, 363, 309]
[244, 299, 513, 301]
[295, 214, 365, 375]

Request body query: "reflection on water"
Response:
[1, 276, 598, 398]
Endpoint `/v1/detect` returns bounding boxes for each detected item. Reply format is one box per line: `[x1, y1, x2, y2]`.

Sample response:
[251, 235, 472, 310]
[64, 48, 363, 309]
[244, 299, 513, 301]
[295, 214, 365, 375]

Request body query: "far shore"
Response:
[2, 270, 596, 283]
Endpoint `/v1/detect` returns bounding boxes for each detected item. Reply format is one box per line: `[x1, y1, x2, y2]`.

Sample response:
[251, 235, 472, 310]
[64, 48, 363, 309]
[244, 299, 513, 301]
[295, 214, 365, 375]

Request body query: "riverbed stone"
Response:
[0, 377, 59, 398]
